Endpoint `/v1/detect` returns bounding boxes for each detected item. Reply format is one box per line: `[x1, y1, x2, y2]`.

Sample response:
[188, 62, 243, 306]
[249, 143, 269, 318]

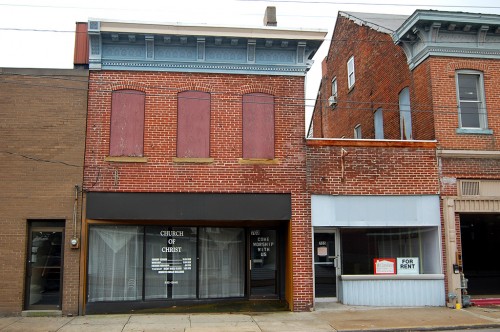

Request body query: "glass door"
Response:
[314, 230, 339, 299]
[250, 229, 278, 298]
[25, 226, 64, 309]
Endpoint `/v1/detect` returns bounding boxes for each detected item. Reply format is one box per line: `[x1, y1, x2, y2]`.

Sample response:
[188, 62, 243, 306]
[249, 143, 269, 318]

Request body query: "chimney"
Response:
[264, 6, 277, 26]
[73, 22, 89, 68]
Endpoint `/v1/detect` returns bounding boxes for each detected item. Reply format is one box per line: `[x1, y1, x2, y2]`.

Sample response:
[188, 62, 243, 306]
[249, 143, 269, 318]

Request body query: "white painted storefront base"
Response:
[339, 274, 445, 306]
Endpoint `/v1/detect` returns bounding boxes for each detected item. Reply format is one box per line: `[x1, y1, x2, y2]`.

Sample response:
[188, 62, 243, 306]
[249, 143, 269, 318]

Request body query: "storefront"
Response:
[312, 195, 445, 307]
[442, 182, 500, 305]
[83, 192, 289, 314]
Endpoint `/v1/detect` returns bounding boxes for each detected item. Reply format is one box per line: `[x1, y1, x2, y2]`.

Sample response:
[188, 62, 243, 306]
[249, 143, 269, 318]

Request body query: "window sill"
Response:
[340, 274, 444, 281]
[456, 128, 493, 135]
[105, 156, 148, 163]
[173, 157, 214, 164]
[238, 158, 279, 165]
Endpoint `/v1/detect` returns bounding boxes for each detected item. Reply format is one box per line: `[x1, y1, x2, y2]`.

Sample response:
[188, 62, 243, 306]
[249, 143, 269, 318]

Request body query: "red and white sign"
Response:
[373, 258, 396, 275]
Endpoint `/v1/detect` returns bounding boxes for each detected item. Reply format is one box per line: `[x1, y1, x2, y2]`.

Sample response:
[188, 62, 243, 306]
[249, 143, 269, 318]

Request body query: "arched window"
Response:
[110, 89, 145, 156]
[399, 87, 412, 140]
[177, 91, 211, 158]
[374, 108, 384, 139]
[242, 93, 274, 159]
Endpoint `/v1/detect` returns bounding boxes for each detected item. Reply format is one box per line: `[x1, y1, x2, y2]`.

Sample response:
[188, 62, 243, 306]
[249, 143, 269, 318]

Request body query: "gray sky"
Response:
[1, 0, 499, 130]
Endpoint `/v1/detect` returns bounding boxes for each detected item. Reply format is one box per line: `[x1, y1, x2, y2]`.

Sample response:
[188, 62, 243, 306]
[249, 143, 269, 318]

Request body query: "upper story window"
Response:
[331, 77, 338, 97]
[177, 91, 211, 158]
[347, 56, 355, 89]
[374, 108, 384, 139]
[399, 87, 413, 140]
[456, 71, 487, 129]
[242, 93, 274, 159]
[354, 124, 361, 139]
[110, 89, 145, 157]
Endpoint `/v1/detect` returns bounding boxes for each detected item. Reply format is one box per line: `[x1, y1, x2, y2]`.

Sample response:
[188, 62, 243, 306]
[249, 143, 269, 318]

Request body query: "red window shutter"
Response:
[110, 90, 145, 156]
[177, 91, 211, 158]
[243, 93, 274, 159]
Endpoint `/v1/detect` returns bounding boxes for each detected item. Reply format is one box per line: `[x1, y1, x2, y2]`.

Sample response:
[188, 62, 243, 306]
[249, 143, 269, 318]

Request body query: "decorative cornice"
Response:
[99, 60, 309, 76]
[392, 10, 500, 70]
[88, 20, 326, 75]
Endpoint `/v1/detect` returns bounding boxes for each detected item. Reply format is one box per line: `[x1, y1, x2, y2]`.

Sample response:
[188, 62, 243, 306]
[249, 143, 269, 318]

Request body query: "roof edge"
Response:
[91, 19, 327, 41]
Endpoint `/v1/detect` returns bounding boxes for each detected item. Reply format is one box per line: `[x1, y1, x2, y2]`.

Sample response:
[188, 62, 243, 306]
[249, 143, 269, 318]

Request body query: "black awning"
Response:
[86, 192, 291, 221]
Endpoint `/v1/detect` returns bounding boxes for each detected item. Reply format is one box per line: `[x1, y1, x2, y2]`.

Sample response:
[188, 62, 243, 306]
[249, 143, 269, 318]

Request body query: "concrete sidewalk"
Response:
[1, 303, 500, 331]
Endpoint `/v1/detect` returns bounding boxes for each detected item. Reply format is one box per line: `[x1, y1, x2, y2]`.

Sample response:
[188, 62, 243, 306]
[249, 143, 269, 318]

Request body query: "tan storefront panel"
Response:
[454, 198, 500, 212]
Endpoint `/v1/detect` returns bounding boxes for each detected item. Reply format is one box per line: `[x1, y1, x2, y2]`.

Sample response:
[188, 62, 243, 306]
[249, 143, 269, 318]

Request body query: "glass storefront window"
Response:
[88, 226, 144, 302]
[199, 227, 245, 298]
[341, 227, 440, 275]
[145, 226, 197, 300]
[88, 225, 248, 303]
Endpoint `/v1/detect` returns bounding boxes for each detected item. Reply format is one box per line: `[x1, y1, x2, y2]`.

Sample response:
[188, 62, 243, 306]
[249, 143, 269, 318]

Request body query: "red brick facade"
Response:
[311, 14, 435, 141]
[307, 141, 439, 196]
[84, 70, 313, 311]
[428, 57, 500, 151]
[313, 15, 409, 139]
[311, 10, 500, 304]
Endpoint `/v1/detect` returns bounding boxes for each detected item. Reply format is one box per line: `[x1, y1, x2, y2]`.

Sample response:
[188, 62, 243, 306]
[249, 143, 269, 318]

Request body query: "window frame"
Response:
[354, 124, 361, 139]
[331, 77, 338, 97]
[374, 108, 384, 139]
[398, 87, 412, 140]
[455, 70, 488, 130]
[347, 56, 355, 90]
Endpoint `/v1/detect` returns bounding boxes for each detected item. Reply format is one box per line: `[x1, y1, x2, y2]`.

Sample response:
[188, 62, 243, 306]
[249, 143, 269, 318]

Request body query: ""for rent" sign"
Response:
[397, 257, 419, 275]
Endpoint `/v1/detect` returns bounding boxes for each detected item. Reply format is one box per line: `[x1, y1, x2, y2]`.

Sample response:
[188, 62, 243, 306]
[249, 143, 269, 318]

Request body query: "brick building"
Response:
[310, 10, 500, 307]
[80, 15, 326, 313]
[0, 68, 88, 315]
[393, 10, 500, 306]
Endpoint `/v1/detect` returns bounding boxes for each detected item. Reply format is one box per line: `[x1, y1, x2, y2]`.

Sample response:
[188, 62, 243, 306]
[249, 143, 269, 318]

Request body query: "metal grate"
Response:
[460, 181, 480, 196]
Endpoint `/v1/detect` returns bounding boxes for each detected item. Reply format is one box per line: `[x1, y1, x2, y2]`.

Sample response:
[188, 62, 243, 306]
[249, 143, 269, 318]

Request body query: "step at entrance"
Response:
[471, 298, 500, 306]
[21, 310, 62, 317]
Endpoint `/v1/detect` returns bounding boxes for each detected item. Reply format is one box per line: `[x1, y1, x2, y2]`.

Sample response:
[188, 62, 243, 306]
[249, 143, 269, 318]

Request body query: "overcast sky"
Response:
[1, 0, 499, 130]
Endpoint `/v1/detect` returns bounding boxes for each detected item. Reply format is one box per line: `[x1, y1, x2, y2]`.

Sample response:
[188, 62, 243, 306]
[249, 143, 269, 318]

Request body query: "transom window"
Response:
[456, 71, 487, 129]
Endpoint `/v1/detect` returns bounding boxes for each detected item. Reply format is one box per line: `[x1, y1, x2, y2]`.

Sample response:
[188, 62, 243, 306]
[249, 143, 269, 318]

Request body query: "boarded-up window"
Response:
[110, 90, 145, 156]
[242, 93, 274, 159]
[177, 91, 211, 158]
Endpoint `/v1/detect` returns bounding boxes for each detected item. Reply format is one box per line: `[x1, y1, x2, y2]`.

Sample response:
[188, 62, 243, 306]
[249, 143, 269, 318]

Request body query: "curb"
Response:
[338, 323, 500, 332]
